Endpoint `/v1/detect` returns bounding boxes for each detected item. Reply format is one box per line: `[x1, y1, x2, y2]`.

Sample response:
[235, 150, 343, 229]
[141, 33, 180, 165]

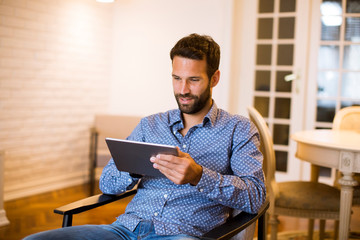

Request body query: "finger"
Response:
[152, 157, 181, 173]
[150, 155, 185, 175]
[153, 158, 196, 185]
[157, 147, 186, 162]
[176, 146, 181, 156]
[153, 161, 183, 180]
[156, 153, 178, 163]
[175, 147, 190, 159]
[153, 154, 182, 167]
[149, 152, 195, 185]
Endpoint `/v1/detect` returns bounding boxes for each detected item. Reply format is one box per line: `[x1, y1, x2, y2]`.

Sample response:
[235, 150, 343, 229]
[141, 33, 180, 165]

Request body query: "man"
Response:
[25, 33, 266, 240]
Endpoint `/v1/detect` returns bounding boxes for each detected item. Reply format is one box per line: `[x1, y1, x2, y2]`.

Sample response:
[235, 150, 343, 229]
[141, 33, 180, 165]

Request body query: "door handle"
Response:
[284, 71, 301, 93]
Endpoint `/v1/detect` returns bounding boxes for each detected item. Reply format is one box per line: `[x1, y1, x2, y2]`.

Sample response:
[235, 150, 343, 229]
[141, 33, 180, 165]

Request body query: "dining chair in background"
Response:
[247, 106, 340, 240]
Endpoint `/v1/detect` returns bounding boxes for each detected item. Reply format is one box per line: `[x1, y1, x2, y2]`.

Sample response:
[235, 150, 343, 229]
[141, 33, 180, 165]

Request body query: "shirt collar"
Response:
[168, 100, 218, 128]
[205, 101, 218, 127]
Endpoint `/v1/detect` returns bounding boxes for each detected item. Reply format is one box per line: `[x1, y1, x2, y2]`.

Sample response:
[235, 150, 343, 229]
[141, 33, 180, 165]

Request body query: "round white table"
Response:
[292, 129, 360, 240]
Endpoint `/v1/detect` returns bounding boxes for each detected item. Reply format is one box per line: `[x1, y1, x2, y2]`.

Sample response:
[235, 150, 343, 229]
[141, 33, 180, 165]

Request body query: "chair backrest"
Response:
[93, 115, 142, 166]
[247, 107, 278, 206]
[332, 106, 360, 131]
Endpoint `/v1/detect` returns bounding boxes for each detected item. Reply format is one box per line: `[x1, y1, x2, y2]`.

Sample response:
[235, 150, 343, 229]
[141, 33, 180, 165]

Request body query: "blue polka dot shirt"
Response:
[99, 102, 266, 237]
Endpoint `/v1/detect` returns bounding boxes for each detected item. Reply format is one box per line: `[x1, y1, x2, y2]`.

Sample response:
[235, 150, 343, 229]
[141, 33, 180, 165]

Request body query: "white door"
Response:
[306, 0, 360, 183]
[238, 0, 360, 183]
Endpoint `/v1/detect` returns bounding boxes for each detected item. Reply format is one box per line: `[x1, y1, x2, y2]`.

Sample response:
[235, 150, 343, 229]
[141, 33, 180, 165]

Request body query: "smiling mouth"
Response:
[179, 97, 193, 104]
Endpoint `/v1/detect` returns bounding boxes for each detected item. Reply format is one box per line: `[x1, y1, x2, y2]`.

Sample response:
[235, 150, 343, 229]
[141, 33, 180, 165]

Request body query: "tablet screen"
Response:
[105, 138, 178, 177]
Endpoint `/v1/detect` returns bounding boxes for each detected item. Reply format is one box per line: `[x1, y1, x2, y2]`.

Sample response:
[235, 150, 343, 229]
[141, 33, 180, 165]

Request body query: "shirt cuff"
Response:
[195, 166, 218, 194]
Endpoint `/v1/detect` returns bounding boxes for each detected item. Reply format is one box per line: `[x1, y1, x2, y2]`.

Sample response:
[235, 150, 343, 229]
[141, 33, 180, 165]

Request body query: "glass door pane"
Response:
[316, 0, 360, 128]
[254, 0, 297, 174]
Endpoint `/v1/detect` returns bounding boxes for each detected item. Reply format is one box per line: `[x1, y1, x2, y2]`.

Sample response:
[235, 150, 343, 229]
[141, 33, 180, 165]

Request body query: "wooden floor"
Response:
[0, 183, 359, 240]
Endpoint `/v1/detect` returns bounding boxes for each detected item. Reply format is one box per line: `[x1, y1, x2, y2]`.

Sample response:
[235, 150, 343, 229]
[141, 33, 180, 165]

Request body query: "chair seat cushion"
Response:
[276, 181, 340, 211]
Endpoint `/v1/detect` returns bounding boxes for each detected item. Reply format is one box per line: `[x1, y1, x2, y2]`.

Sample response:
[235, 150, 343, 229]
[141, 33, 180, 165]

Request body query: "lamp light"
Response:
[96, 0, 114, 3]
[320, 2, 342, 26]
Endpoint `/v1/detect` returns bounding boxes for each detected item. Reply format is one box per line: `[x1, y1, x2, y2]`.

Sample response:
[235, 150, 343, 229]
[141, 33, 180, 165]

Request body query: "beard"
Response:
[174, 83, 211, 114]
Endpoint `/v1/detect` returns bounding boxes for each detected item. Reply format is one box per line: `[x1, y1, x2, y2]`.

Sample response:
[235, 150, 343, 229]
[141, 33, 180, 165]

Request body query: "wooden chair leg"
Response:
[307, 219, 314, 240]
[333, 220, 339, 240]
[319, 220, 325, 240]
[258, 213, 266, 240]
[269, 214, 279, 240]
[89, 129, 98, 196]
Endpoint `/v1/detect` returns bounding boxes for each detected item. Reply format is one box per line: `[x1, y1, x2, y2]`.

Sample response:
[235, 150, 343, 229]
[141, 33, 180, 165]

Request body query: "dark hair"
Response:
[170, 33, 220, 80]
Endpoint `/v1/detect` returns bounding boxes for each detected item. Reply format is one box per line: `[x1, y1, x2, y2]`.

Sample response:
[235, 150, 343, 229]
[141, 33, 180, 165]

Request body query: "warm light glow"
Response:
[320, 2, 342, 26]
[96, 0, 114, 2]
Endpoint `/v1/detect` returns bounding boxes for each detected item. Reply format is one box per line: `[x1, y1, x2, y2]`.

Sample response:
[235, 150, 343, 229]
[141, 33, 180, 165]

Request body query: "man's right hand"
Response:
[150, 147, 203, 186]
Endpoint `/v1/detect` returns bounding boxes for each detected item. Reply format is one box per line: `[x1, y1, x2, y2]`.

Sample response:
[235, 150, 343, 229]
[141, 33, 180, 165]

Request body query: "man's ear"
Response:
[210, 70, 220, 88]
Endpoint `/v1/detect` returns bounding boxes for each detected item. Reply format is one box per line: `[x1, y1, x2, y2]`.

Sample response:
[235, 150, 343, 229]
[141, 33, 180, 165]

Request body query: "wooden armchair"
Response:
[77, 113, 270, 239]
[54, 188, 269, 240]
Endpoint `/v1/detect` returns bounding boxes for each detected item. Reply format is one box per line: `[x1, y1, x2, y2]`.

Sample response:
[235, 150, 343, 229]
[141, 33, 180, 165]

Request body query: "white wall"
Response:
[0, 0, 113, 200]
[108, 0, 234, 116]
[1, 0, 254, 200]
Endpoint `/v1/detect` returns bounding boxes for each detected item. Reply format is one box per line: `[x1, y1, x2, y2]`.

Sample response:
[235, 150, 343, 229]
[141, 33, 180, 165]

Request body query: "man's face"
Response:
[172, 56, 212, 114]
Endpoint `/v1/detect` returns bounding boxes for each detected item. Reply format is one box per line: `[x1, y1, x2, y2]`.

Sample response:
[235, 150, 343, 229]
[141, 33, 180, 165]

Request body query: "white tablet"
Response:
[105, 138, 178, 177]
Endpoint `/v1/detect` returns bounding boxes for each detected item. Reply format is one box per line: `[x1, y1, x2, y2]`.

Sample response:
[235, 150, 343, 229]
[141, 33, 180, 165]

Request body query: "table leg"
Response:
[310, 164, 320, 182]
[338, 172, 357, 240]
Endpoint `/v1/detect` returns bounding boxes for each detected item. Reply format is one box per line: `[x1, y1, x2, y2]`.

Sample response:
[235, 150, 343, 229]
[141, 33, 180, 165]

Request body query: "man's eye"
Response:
[190, 78, 200, 82]
[173, 76, 181, 80]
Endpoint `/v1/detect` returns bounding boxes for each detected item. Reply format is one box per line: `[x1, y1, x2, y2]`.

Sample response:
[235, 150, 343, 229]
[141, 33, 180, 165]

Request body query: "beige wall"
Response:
[108, 0, 234, 116]
[0, 0, 243, 201]
[0, 0, 112, 200]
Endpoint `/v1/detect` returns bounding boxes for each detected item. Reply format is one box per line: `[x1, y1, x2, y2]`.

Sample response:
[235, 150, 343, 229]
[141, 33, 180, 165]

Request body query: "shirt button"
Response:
[173, 130, 177, 135]
[182, 144, 186, 149]
[199, 188, 204, 192]
[219, 199, 223, 202]
[154, 212, 158, 216]
[164, 194, 168, 199]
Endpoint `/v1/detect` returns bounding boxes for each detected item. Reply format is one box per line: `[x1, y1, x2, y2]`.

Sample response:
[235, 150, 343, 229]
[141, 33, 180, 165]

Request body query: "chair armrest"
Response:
[202, 200, 269, 240]
[54, 189, 137, 227]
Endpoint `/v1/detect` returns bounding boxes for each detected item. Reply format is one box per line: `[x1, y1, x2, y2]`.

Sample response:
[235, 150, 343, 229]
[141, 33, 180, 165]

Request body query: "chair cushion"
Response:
[276, 181, 340, 211]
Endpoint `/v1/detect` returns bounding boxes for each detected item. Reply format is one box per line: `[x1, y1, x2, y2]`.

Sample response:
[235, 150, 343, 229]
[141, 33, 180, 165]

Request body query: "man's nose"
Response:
[180, 80, 190, 94]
